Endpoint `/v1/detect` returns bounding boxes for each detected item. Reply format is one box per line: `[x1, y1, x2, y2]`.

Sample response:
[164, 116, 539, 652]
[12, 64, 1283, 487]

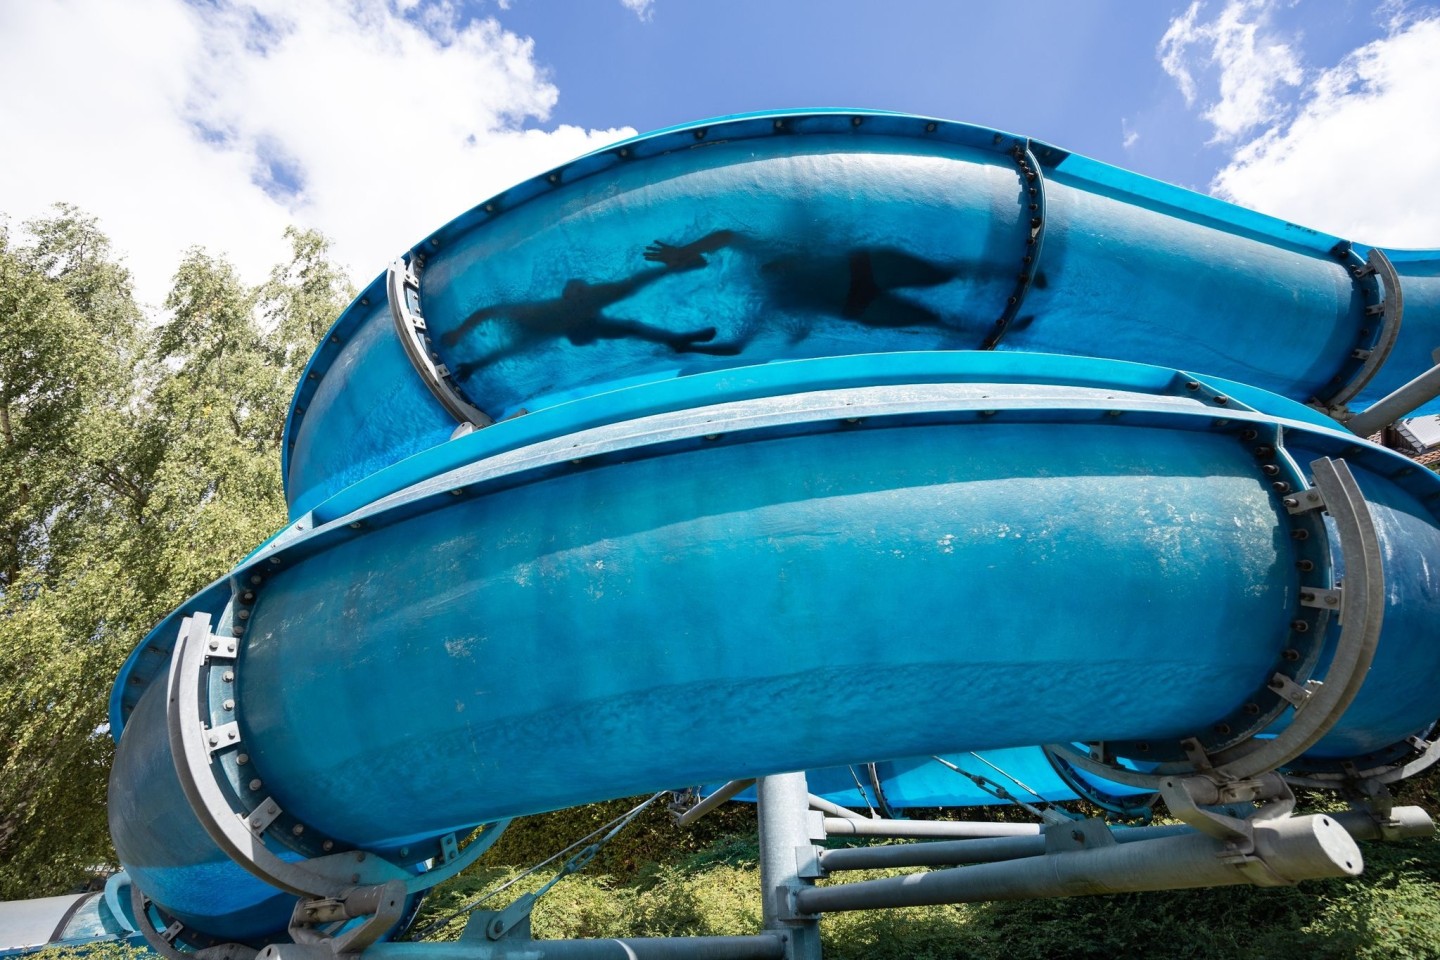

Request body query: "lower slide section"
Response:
[104, 352, 1440, 948]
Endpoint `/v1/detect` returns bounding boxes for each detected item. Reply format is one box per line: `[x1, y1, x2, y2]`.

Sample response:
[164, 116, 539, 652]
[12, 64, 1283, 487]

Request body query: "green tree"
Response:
[0, 210, 351, 898]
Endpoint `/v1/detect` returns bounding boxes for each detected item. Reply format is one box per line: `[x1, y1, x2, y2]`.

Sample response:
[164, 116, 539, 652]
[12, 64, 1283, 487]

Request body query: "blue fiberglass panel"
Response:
[1007, 173, 1355, 400]
[420, 135, 1018, 420]
[108, 686, 295, 942]
[1284, 438, 1440, 759]
[287, 296, 457, 518]
[236, 418, 1292, 846]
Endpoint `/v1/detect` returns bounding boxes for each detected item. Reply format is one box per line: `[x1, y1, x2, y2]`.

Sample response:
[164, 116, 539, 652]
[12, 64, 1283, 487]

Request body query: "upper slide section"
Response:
[281, 110, 1439, 519]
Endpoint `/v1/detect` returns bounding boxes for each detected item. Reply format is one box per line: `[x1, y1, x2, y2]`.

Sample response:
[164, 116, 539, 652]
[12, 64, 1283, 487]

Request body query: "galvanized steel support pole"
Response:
[756, 774, 823, 960]
[821, 817, 1040, 839]
[816, 806, 1434, 873]
[1346, 361, 1440, 437]
[795, 814, 1361, 914]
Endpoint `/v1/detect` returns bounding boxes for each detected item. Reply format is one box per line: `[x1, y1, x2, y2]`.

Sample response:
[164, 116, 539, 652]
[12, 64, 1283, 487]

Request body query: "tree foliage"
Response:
[0, 208, 352, 898]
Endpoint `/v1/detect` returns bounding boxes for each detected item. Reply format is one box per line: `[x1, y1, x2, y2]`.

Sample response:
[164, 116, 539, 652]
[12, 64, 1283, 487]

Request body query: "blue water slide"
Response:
[90, 112, 1440, 955]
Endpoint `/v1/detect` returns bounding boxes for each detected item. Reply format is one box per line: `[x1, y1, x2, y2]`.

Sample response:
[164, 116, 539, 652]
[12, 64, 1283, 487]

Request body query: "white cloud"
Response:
[0, 0, 635, 310]
[1121, 119, 1140, 151]
[1211, 14, 1440, 247]
[1157, 0, 1303, 142]
[620, 0, 655, 22]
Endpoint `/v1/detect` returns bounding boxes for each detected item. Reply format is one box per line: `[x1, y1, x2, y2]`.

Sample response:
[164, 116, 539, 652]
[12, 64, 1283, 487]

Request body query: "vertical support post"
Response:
[756, 773, 823, 960]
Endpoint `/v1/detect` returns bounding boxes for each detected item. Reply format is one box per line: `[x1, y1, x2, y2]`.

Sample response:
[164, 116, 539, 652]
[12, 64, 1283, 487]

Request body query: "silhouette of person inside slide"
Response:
[442, 258, 734, 377]
[642, 229, 963, 352]
[442, 229, 964, 375]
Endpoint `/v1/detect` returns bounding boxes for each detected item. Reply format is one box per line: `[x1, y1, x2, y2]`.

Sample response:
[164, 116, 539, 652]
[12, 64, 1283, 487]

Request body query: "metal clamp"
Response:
[981, 139, 1047, 350]
[167, 613, 508, 899]
[1046, 456, 1385, 788]
[388, 257, 493, 428]
[1313, 245, 1403, 417]
[288, 880, 407, 956]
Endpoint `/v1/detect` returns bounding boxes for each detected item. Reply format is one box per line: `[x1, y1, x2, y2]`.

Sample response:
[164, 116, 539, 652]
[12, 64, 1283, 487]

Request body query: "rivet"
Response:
[1214, 723, 1232, 735]
[1306, 492, 1320, 502]
[227, 643, 236, 652]
[1243, 702, 1261, 715]
[618, 147, 630, 157]
[1213, 395, 1229, 405]
[250, 574, 262, 585]
[704, 434, 720, 441]
[1240, 428, 1258, 440]
[399, 847, 410, 857]
[693, 128, 707, 140]
[484, 203, 496, 213]
[429, 238, 440, 247]
[1282, 648, 1301, 662]
[269, 556, 281, 564]
[979, 410, 998, 417]
[223, 699, 235, 710]
[267, 804, 278, 815]
[209, 640, 219, 651]
[1296, 560, 1314, 572]
[851, 116, 863, 127]
[237, 609, 250, 620]
[1262, 464, 1280, 476]
[1254, 445, 1274, 458]
[292, 824, 305, 836]
[1106, 410, 1122, 417]
[924, 122, 937, 132]
[547, 173, 559, 183]
[252, 818, 262, 828]
[307, 372, 317, 380]
[357, 852, 366, 862]
[208, 735, 218, 746]
[223, 671, 235, 682]
[330, 335, 341, 344]
[359, 298, 369, 307]
[237, 753, 249, 764]
[1325, 595, 1338, 606]
[1292, 620, 1309, 633]
[992, 133, 1002, 144]
[1185, 381, 1201, 391]
[1136, 742, 1150, 752]
[351, 874, 360, 883]
[1273, 481, 1292, 494]
[233, 625, 245, 637]
[773, 119, 785, 130]
[1282, 497, 1298, 508]
[241, 591, 255, 603]
[1291, 529, 1308, 540]
[323, 840, 335, 852]
[349, 522, 363, 529]
[449, 488, 464, 496]
[228, 729, 238, 740]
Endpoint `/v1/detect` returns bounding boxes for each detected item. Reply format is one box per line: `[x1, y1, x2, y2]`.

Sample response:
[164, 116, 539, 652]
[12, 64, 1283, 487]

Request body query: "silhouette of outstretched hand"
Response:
[644, 241, 708, 272]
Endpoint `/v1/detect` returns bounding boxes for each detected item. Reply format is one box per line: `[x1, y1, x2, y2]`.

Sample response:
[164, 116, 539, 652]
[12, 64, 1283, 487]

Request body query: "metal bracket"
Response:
[981, 139, 1047, 350]
[387, 257, 494, 429]
[1313, 245, 1404, 417]
[206, 721, 241, 755]
[1299, 586, 1343, 615]
[1046, 456, 1384, 787]
[1268, 674, 1322, 710]
[1044, 818, 1118, 854]
[1160, 775, 1295, 887]
[288, 880, 407, 956]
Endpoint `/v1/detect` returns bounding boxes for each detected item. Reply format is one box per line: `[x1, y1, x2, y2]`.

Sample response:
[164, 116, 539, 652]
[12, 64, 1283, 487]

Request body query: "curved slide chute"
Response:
[23, 112, 1440, 957]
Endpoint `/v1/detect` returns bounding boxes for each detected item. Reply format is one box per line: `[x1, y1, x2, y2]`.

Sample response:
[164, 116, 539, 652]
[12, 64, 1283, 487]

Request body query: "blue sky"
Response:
[0, 0, 1435, 308]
